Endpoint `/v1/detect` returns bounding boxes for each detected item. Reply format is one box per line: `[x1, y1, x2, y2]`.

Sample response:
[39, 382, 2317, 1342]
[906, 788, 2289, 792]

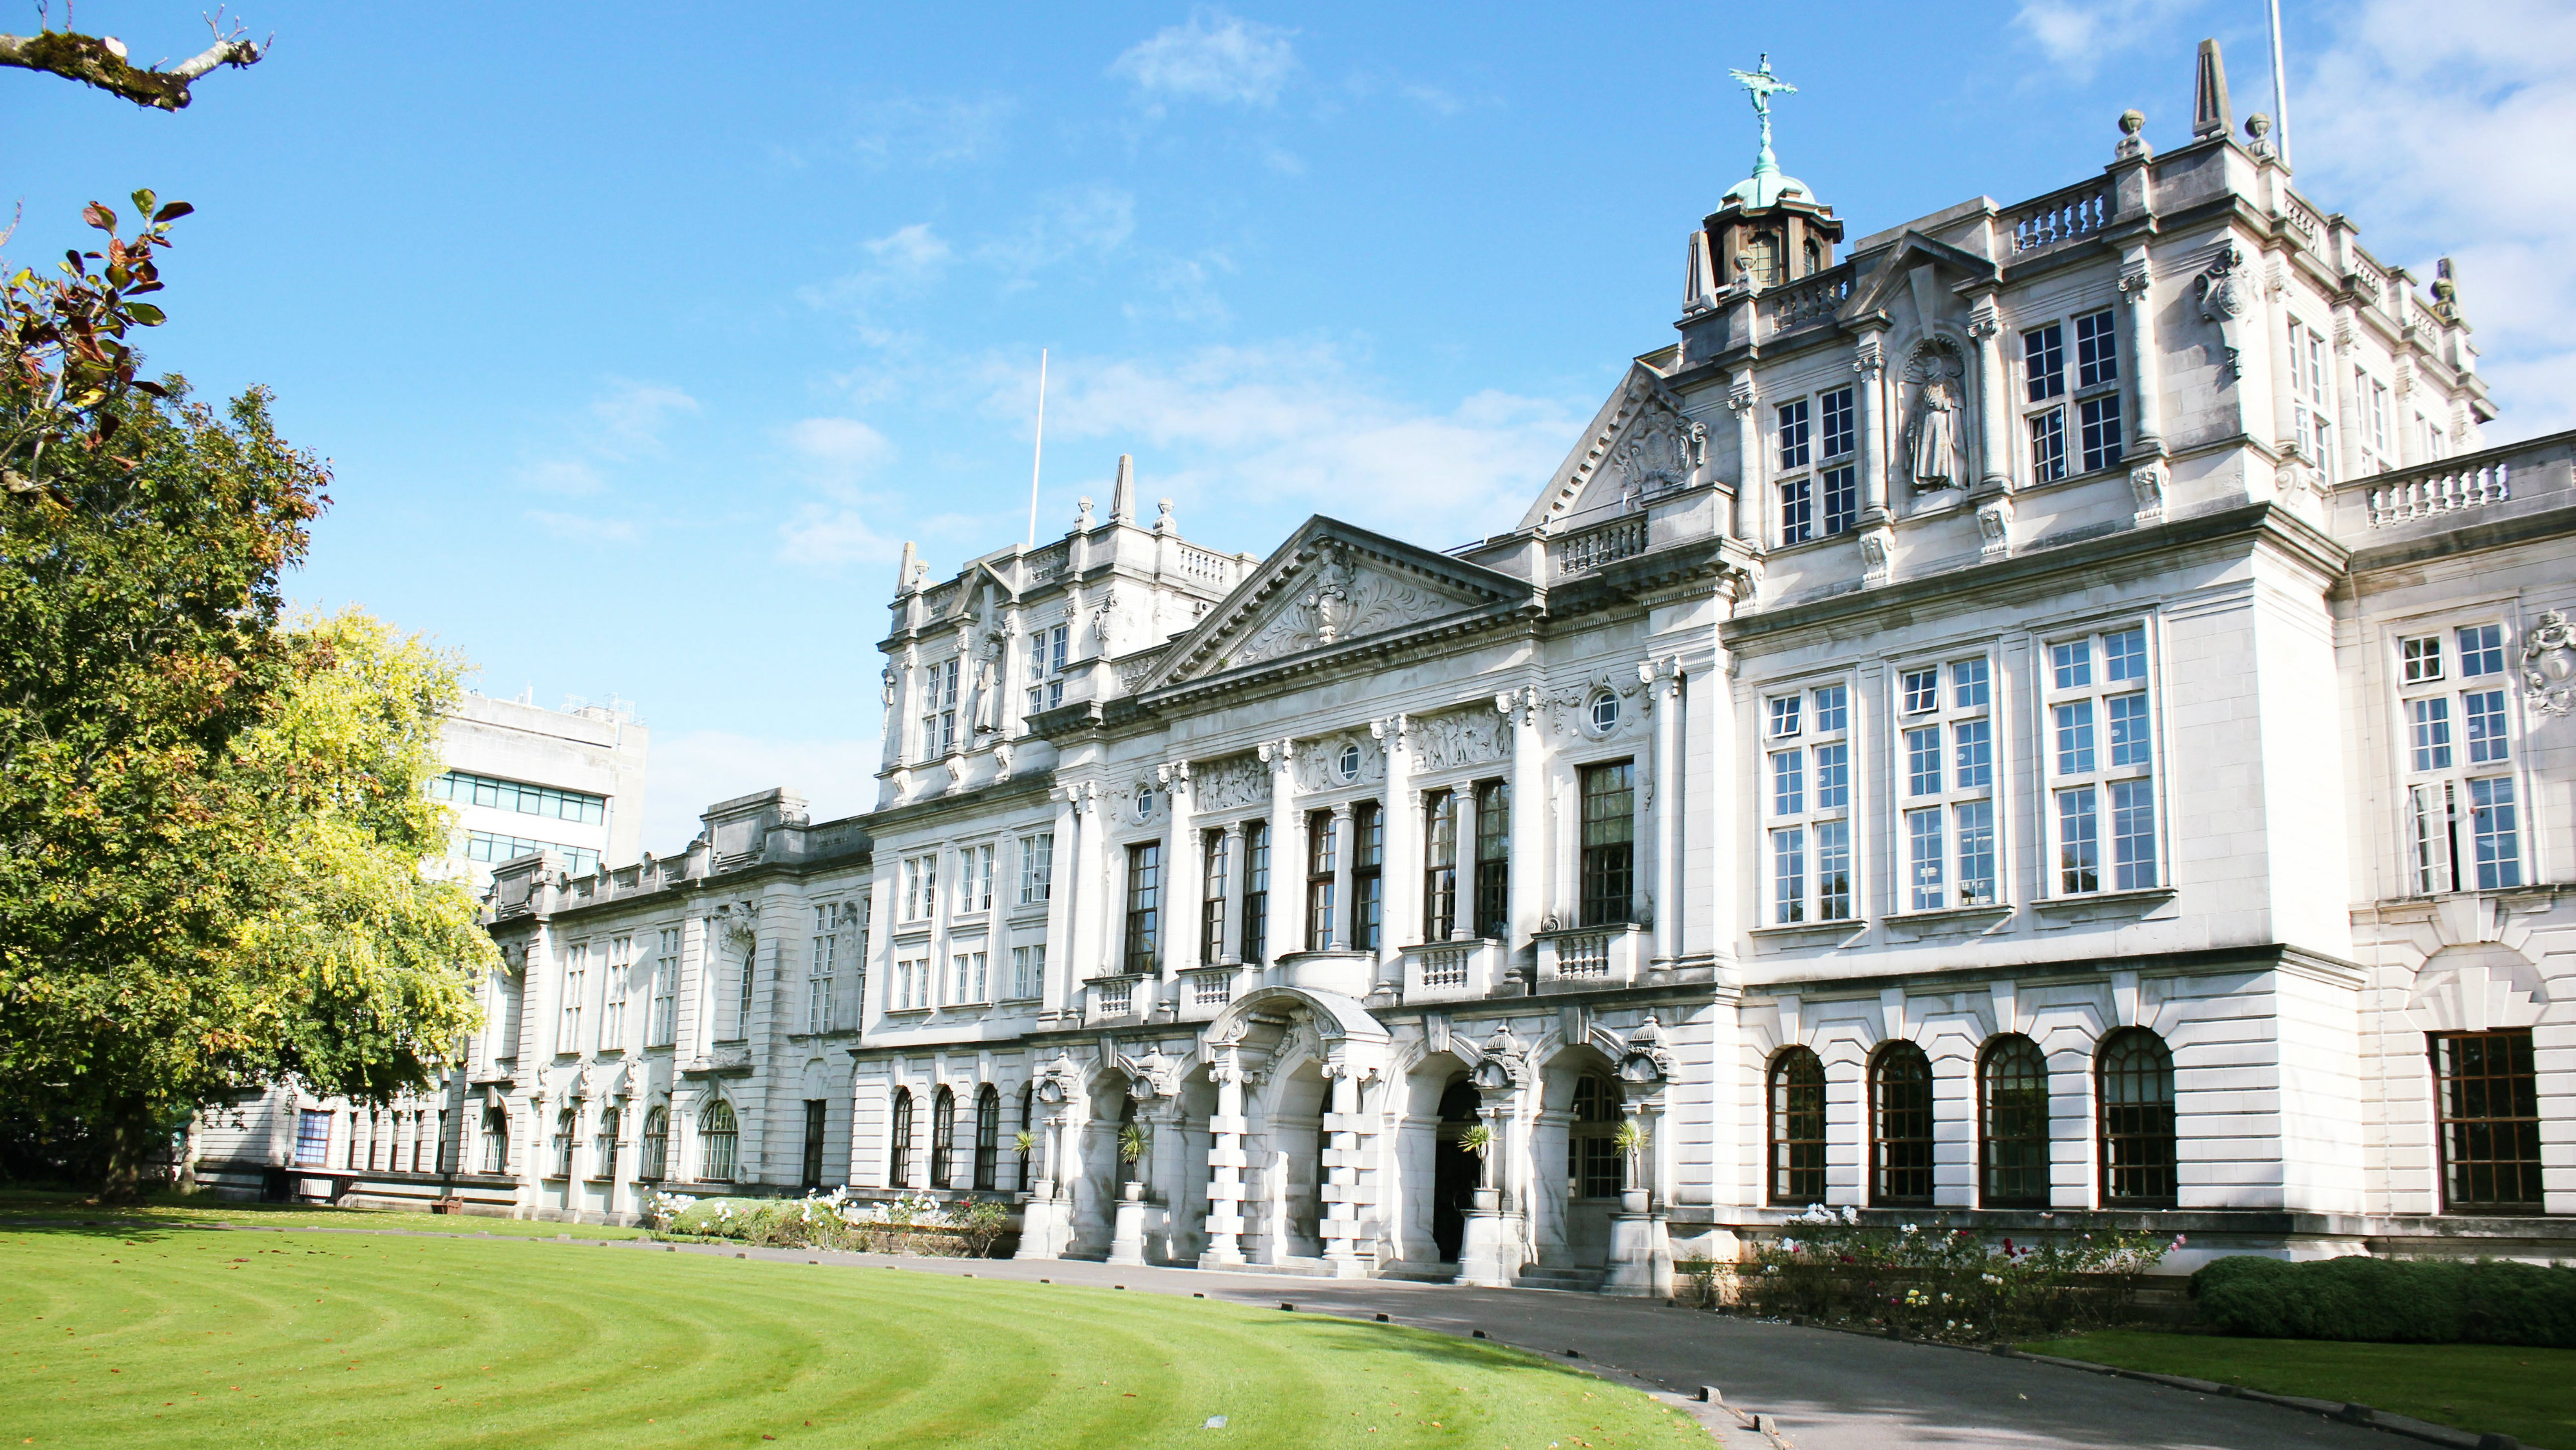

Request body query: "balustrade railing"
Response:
[2365, 462, 2512, 527]
[1765, 267, 1852, 335]
[2009, 184, 2110, 253]
[1175, 543, 1232, 586]
[1553, 515, 1649, 578]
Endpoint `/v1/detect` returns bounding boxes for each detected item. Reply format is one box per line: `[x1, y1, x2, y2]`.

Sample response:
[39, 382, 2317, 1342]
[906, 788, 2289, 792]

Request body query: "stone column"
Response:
[1318, 1063, 1371, 1277]
[2331, 303, 2360, 484]
[1327, 803, 1354, 952]
[1642, 658, 1682, 966]
[1968, 292, 2010, 494]
[1066, 785, 1104, 989]
[1200, 1060, 1248, 1266]
[1455, 1089, 1511, 1287]
[1452, 786, 1480, 942]
[1855, 328, 1891, 520]
[1041, 789, 1079, 1017]
[1375, 716, 1414, 981]
[1499, 688, 1543, 962]
[2121, 247, 2166, 460]
[1726, 376, 1762, 547]
[1160, 760, 1197, 987]
[1217, 822, 1246, 965]
[1601, 1087, 1673, 1298]
[1260, 739, 1298, 966]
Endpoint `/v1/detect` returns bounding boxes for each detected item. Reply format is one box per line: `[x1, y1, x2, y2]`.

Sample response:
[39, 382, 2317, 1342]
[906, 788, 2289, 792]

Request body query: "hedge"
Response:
[2193, 1254, 2576, 1347]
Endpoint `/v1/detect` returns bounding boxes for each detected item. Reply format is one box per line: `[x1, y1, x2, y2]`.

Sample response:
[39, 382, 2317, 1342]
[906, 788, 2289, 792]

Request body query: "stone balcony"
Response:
[1264, 950, 1378, 999]
[1534, 923, 1649, 993]
[1399, 937, 1510, 1004]
[1084, 974, 1147, 1024]
[1179, 966, 1240, 1021]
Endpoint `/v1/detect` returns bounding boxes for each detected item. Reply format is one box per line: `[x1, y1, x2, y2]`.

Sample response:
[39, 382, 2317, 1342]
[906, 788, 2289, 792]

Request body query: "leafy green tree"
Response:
[1, 198, 490, 1200]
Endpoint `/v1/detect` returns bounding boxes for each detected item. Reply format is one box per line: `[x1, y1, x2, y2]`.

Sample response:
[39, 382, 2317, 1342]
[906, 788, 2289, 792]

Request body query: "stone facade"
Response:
[202, 53, 2573, 1282]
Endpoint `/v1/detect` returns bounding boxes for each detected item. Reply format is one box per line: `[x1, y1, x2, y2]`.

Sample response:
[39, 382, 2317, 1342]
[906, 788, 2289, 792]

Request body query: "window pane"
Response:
[1823, 466, 1858, 536]
[2471, 777, 2521, 890]
[1779, 477, 1812, 545]
[2079, 394, 2123, 472]
[1821, 386, 1855, 458]
[1777, 399, 1811, 470]
[1956, 800, 1996, 906]
[1903, 668, 1938, 713]
[2023, 323, 2065, 402]
[2110, 778, 2157, 890]
[1816, 820, 1852, 921]
[2098, 1030, 2176, 1204]
[2433, 1031, 2542, 1209]
[1981, 1037, 2049, 1207]
[2457, 625, 2505, 679]
[1771, 751, 1804, 816]
[1812, 684, 1847, 733]
[2410, 697, 2454, 772]
[2104, 628, 2146, 683]
[1769, 695, 1803, 739]
[1870, 1045, 1935, 1205]
[2402, 636, 2444, 684]
[2059, 787, 2099, 893]
[1770, 1050, 1828, 1204]
[2028, 408, 2067, 484]
[1772, 827, 1806, 925]
[2051, 640, 2092, 690]
[2074, 309, 2119, 388]
[1908, 807, 1944, 911]
[2464, 689, 2508, 765]
[1953, 658, 1990, 709]
[2054, 701, 2096, 775]
[1814, 741, 1849, 811]
[1906, 726, 1942, 796]
[1954, 719, 1993, 789]
[2107, 692, 2152, 767]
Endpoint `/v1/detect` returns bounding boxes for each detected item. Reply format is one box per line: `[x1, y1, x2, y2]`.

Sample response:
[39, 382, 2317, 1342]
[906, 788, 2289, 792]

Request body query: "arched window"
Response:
[1015, 1082, 1035, 1191]
[1870, 1041, 1935, 1206]
[595, 1106, 623, 1182]
[1979, 1036, 2049, 1207]
[1767, 1047, 1827, 1205]
[552, 1108, 578, 1180]
[972, 1086, 1001, 1192]
[480, 1106, 509, 1174]
[641, 1106, 669, 1181]
[699, 1100, 739, 1182]
[930, 1086, 957, 1189]
[2097, 1029, 2175, 1206]
[1567, 1073, 1623, 1199]
[889, 1088, 914, 1187]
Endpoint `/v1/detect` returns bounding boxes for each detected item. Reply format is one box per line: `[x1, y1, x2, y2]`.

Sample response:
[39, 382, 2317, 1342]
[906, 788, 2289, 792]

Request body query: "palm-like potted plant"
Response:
[1456, 1122, 1499, 1210]
[1613, 1118, 1651, 1213]
[1117, 1122, 1149, 1200]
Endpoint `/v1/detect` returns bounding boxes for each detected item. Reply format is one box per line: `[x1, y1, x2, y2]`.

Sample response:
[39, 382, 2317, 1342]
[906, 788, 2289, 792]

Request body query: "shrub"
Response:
[1732, 1205, 2177, 1342]
[2193, 1255, 2576, 1348]
[642, 1189, 1012, 1257]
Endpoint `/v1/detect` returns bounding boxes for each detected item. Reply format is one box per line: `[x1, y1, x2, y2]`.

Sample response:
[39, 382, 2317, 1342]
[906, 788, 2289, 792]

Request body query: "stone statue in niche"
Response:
[971, 631, 1007, 734]
[1904, 341, 1965, 492]
[2197, 244, 2249, 379]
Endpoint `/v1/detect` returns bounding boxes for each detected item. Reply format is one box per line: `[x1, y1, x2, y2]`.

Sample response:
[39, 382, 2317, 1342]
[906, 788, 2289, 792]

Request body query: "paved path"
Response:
[57, 1219, 2429, 1450]
[629, 1240, 2403, 1450]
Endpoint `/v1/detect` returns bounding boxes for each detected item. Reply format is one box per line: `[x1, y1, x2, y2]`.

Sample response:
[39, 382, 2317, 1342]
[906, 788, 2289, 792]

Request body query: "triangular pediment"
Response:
[1519, 357, 1699, 534]
[1138, 518, 1530, 690]
[1844, 231, 2000, 323]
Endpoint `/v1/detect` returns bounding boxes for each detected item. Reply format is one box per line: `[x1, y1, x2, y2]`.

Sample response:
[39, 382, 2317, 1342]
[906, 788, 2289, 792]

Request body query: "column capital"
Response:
[1156, 758, 1193, 795]
[1852, 331, 1888, 376]
[1725, 374, 1759, 413]
[1328, 800, 1355, 822]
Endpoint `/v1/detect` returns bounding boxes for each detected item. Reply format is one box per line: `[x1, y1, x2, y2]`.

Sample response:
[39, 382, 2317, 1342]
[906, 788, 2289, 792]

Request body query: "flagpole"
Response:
[2268, 0, 2292, 169]
[1026, 348, 1048, 549]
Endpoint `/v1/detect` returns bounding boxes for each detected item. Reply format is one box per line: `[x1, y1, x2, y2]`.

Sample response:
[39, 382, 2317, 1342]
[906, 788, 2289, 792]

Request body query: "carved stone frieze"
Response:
[1229, 541, 1455, 670]
[2522, 610, 2576, 717]
[1293, 731, 1386, 791]
[1407, 706, 1512, 773]
[1191, 753, 1271, 812]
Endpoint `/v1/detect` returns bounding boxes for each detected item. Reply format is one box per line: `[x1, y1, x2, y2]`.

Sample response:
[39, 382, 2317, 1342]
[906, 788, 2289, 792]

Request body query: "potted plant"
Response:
[1456, 1123, 1499, 1212]
[1117, 1122, 1148, 1200]
[1614, 1118, 1651, 1214]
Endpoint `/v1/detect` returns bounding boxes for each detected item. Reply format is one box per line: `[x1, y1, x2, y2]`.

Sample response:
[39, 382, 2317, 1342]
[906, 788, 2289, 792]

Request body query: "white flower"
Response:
[1841, 1205, 1859, 1224]
[1900, 1223, 1918, 1236]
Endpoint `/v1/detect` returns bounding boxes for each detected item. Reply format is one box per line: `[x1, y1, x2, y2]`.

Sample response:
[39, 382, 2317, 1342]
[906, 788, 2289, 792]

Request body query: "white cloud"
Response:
[989, 343, 1582, 547]
[589, 380, 699, 457]
[639, 730, 884, 854]
[777, 504, 904, 567]
[788, 416, 894, 475]
[975, 186, 1136, 283]
[851, 93, 1015, 168]
[2294, 0, 2576, 438]
[805, 222, 954, 314]
[2011, 0, 2200, 75]
[776, 417, 900, 564]
[518, 458, 606, 496]
[526, 509, 640, 545]
[1110, 9, 1298, 108]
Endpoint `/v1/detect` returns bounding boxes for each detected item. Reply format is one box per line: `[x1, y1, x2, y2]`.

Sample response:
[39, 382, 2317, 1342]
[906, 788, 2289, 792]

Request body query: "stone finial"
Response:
[2192, 39, 2230, 139]
[1075, 495, 1095, 530]
[1110, 453, 1137, 524]
[1155, 497, 1175, 534]
[2116, 109, 2151, 161]
[2245, 112, 2276, 160]
[2432, 257, 2464, 324]
[896, 539, 919, 595]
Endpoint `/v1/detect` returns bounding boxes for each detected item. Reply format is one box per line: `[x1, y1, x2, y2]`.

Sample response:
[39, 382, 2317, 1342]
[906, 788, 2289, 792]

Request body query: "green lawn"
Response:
[2023, 1328, 2576, 1450]
[0, 1187, 648, 1241]
[1, 1223, 1695, 1449]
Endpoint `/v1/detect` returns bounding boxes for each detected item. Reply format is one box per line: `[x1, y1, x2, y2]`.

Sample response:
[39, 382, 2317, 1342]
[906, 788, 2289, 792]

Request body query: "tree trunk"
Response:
[97, 1098, 157, 1205]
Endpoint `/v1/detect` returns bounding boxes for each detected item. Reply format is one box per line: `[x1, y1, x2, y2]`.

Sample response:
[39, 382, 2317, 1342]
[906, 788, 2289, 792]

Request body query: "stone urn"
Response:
[1470, 1187, 1499, 1213]
[1621, 1187, 1651, 1214]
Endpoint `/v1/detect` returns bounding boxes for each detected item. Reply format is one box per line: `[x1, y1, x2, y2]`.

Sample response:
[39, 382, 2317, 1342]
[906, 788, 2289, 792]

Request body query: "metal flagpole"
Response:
[1026, 348, 1048, 549]
[2268, 0, 2292, 169]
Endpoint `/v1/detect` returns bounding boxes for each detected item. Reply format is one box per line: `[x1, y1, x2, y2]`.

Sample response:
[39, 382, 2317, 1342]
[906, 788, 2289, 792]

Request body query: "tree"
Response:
[1, 198, 491, 1200]
[0, 13, 266, 111]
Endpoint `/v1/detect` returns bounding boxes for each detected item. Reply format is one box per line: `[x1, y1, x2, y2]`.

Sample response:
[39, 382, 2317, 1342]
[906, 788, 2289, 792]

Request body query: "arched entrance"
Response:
[1431, 1077, 1481, 1263]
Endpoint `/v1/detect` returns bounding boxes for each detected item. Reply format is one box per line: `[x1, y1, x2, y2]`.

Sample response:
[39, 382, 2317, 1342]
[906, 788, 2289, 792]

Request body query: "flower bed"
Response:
[1683, 1204, 2178, 1342]
[641, 1189, 1009, 1257]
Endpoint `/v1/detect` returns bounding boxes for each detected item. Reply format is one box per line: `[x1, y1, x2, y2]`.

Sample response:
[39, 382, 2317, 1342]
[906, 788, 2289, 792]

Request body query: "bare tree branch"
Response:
[0, 14, 267, 111]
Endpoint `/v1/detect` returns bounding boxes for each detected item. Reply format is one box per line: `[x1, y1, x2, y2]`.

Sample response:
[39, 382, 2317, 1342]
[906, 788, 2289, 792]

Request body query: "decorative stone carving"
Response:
[1293, 732, 1385, 791]
[1231, 545, 1454, 668]
[1408, 705, 1512, 772]
[2114, 108, 2150, 162]
[1902, 339, 1965, 492]
[1976, 496, 2013, 560]
[2195, 243, 2248, 379]
[1607, 388, 1703, 496]
[2129, 458, 2169, 523]
[1192, 753, 1271, 811]
[1470, 1022, 1530, 1093]
[1617, 1015, 1675, 1086]
[1542, 671, 1647, 738]
[2521, 610, 2576, 717]
[1858, 525, 1893, 588]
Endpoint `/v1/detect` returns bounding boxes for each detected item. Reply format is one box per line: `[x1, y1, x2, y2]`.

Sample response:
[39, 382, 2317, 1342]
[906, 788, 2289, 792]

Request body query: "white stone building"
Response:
[224, 46, 2571, 1284]
[193, 694, 650, 1202]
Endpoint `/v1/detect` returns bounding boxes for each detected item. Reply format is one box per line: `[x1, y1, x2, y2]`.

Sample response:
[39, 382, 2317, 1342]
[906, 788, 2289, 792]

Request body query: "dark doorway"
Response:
[1431, 1078, 1481, 1263]
[801, 1099, 827, 1189]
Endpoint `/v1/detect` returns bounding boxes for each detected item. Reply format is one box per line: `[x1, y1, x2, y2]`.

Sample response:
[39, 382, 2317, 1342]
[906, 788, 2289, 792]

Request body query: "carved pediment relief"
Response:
[1143, 522, 1523, 689]
[1522, 366, 1704, 532]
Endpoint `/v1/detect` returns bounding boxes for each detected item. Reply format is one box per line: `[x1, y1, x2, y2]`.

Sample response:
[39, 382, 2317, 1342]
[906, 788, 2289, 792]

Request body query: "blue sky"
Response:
[7, 1, 2568, 846]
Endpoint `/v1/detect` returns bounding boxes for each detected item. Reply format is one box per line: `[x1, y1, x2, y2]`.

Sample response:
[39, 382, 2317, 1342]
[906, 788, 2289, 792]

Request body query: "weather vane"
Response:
[1727, 53, 1797, 167]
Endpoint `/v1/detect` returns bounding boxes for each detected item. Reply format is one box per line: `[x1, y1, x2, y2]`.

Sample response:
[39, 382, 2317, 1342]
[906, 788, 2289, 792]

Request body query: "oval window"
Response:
[1589, 691, 1621, 733]
[1337, 743, 1362, 781]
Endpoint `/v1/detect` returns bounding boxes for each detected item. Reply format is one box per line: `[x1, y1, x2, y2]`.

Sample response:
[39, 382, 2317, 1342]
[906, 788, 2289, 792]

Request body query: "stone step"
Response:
[1375, 1260, 1461, 1283]
[1217, 1256, 1338, 1278]
[1513, 1266, 1608, 1292]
